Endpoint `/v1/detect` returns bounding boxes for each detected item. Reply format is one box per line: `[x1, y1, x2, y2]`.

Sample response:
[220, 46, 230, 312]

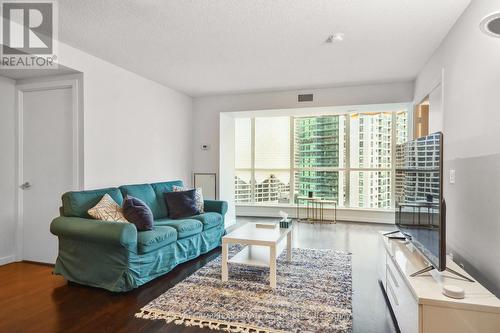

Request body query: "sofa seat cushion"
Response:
[137, 226, 177, 254]
[189, 212, 223, 231]
[154, 219, 203, 239]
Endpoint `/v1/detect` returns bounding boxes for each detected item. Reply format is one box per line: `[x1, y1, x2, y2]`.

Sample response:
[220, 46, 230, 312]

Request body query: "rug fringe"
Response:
[135, 309, 285, 333]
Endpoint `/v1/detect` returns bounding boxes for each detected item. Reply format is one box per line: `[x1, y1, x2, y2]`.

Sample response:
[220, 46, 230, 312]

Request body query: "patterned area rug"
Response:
[136, 246, 352, 333]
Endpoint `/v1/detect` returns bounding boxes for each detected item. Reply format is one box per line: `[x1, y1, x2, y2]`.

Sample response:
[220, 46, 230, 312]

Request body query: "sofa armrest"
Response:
[204, 200, 228, 215]
[50, 216, 137, 248]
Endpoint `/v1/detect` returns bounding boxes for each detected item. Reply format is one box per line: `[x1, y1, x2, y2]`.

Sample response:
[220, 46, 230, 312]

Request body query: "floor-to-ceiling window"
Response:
[234, 109, 408, 209]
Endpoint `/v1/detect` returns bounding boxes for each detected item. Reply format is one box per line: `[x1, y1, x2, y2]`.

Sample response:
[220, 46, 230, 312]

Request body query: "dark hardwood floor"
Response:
[0, 218, 397, 333]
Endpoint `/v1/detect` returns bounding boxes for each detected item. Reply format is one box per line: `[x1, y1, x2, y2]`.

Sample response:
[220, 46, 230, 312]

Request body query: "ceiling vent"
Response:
[480, 12, 500, 38]
[298, 94, 313, 102]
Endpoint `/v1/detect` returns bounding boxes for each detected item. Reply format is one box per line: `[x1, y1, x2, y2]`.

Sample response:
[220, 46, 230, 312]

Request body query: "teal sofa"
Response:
[50, 180, 227, 292]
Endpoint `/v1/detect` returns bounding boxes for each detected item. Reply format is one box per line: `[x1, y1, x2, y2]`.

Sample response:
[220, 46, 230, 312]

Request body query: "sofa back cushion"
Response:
[61, 180, 185, 219]
[150, 180, 184, 218]
[119, 181, 183, 219]
[119, 184, 161, 218]
[62, 187, 123, 218]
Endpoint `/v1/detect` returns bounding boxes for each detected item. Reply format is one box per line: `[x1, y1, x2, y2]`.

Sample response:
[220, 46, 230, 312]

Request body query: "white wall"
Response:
[414, 0, 500, 296]
[0, 76, 16, 264]
[55, 43, 193, 189]
[237, 205, 395, 224]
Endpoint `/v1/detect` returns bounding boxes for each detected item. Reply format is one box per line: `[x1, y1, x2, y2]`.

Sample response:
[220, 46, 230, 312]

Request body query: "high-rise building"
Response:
[254, 174, 290, 203]
[396, 111, 408, 144]
[294, 116, 345, 202]
[395, 132, 441, 204]
[349, 113, 393, 209]
[234, 174, 290, 204]
[234, 175, 251, 203]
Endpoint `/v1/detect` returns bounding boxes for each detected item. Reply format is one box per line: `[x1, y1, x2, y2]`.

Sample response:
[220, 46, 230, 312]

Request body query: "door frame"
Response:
[15, 79, 83, 261]
[413, 68, 445, 138]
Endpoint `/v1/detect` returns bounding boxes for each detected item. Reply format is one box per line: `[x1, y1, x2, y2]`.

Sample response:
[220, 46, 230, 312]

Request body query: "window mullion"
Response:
[345, 114, 351, 208]
[289, 116, 295, 205]
[251, 117, 256, 204]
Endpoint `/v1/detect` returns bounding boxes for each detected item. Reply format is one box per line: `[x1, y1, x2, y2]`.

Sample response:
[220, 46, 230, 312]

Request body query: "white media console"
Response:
[379, 232, 500, 333]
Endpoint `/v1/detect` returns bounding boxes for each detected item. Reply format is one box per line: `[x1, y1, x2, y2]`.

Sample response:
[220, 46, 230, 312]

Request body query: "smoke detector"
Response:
[325, 33, 345, 43]
[480, 12, 500, 38]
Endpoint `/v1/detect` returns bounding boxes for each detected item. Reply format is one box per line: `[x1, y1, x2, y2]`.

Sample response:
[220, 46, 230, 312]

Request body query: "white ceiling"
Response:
[58, 0, 470, 97]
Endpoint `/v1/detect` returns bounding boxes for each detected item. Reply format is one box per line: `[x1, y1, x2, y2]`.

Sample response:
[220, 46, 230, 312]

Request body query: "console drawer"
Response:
[386, 255, 419, 333]
[380, 232, 500, 333]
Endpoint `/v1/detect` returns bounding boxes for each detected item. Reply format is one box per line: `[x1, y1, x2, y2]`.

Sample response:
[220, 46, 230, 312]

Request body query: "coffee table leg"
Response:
[270, 245, 277, 288]
[222, 241, 228, 282]
[287, 230, 292, 261]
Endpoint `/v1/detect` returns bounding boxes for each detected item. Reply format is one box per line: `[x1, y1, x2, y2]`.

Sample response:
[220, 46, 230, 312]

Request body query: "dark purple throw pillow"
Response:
[164, 189, 200, 219]
[123, 195, 154, 231]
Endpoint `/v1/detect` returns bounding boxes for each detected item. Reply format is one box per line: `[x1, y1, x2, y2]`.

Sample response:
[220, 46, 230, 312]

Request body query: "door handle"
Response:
[20, 182, 32, 190]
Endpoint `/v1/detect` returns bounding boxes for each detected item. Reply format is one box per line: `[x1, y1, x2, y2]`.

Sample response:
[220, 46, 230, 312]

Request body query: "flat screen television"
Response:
[395, 132, 446, 271]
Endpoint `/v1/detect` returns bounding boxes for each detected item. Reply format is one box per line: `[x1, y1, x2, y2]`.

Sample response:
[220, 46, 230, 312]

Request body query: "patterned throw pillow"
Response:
[88, 194, 128, 222]
[172, 186, 204, 213]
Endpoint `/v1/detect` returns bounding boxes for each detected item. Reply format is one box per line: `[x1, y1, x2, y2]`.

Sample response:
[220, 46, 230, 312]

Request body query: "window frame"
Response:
[234, 110, 407, 210]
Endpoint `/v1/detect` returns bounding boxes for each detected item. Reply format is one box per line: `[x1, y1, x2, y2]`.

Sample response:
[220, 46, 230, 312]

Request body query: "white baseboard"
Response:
[0, 255, 17, 266]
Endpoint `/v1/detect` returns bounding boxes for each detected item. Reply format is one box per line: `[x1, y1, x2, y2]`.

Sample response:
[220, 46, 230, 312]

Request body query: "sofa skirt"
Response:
[53, 224, 225, 292]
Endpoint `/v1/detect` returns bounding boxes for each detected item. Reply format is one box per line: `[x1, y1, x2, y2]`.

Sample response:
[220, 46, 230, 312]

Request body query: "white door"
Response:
[21, 87, 74, 263]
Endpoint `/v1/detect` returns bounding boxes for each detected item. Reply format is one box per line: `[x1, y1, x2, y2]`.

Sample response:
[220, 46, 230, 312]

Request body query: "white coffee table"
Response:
[221, 223, 292, 288]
